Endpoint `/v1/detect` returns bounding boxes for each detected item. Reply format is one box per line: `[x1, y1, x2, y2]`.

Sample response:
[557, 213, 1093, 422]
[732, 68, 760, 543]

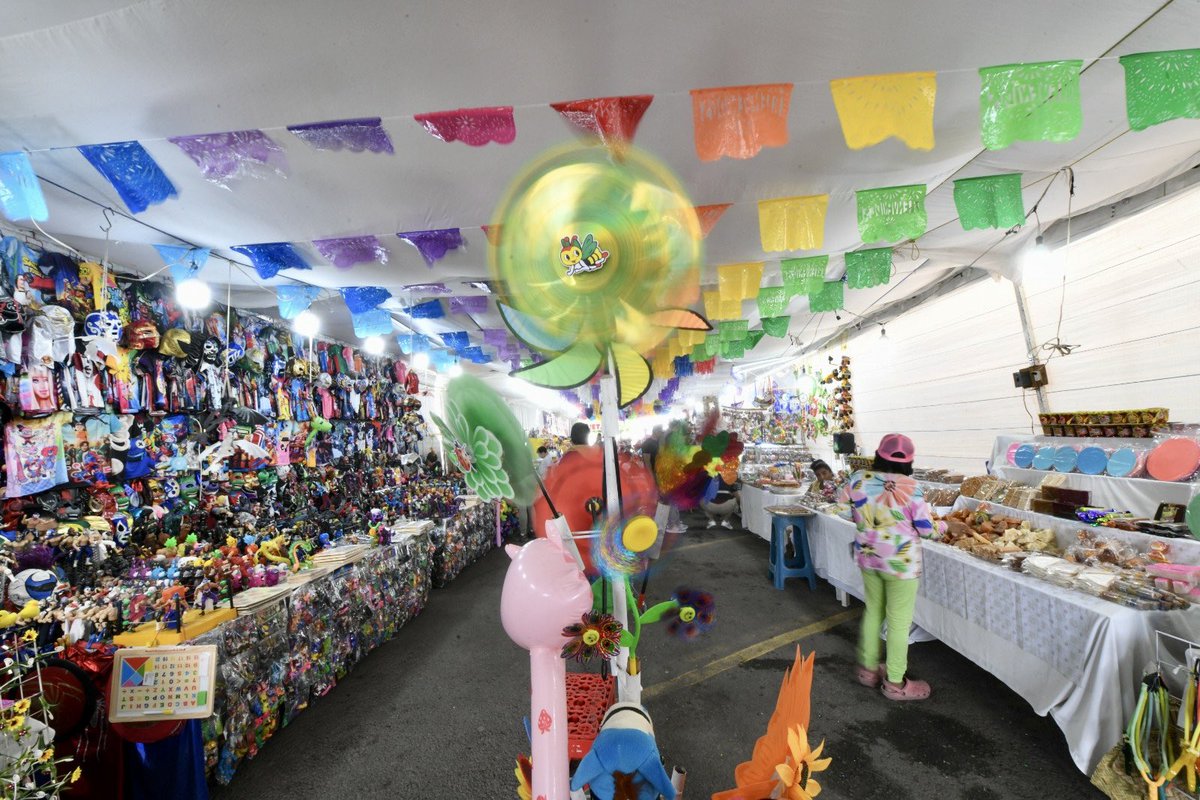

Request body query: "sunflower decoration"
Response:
[561, 611, 624, 663]
[490, 142, 710, 407]
[431, 375, 537, 504]
[666, 587, 716, 640]
[774, 725, 831, 800]
[514, 754, 532, 800]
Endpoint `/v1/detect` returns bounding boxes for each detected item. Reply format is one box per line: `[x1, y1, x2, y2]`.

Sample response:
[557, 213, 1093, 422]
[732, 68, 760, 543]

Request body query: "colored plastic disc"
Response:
[1107, 448, 1138, 477]
[1053, 446, 1079, 473]
[1032, 446, 1056, 471]
[1013, 444, 1036, 469]
[1146, 438, 1200, 482]
[1076, 446, 1109, 475]
[622, 515, 658, 553]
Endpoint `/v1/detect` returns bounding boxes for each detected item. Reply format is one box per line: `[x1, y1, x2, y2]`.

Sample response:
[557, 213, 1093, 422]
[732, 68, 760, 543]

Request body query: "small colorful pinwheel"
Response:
[561, 611, 624, 662]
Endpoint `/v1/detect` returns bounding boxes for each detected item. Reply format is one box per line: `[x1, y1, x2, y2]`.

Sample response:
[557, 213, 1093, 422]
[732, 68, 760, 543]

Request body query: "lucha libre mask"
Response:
[126, 319, 160, 350]
[84, 310, 122, 341]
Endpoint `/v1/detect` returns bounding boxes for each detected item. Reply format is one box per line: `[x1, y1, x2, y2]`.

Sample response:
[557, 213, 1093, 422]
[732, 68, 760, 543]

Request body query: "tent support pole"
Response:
[1011, 280, 1049, 414]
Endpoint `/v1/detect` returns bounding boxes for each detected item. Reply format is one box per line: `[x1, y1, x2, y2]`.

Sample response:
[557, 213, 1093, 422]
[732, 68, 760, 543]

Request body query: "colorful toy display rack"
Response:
[194, 532, 433, 785]
[431, 501, 518, 587]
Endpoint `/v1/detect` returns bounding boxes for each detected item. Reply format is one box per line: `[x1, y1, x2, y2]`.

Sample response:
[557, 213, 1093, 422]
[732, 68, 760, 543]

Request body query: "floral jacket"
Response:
[846, 470, 945, 579]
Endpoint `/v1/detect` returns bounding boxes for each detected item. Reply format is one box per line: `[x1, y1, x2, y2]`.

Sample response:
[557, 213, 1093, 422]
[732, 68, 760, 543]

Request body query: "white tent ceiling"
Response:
[4, 0, 1199, 403]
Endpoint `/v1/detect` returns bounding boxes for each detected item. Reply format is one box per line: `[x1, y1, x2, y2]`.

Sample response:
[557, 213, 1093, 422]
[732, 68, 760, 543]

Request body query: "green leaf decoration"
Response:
[891, 508, 906, 521]
[639, 601, 680, 626]
[807, 281, 844, 313]
[844, 247, 893, 290]
[856, 184, 926, 242]
[619, 629, 636, 648]
[718, 319, 749, 342]
[953, 173, 1025, 231]
[781, 255, 828, 298]
[888, 559, 908, 573]
[510, 341, 602, 388]
[761, 315, 790, 337]
[978, 60, 1083, 150]
[1120, 49, 1200, 131]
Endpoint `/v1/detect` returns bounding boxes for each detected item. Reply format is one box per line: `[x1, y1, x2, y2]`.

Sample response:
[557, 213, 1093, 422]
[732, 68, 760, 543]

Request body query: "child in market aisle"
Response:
[848, 433, 971, 701]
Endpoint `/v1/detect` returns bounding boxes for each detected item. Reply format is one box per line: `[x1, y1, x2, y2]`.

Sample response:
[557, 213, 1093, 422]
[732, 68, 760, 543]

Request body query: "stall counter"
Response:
[800, 508, 1200, 775]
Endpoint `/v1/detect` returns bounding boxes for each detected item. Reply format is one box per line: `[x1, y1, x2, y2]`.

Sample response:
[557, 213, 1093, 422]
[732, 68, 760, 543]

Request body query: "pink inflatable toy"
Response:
[501, 535, 593, 800]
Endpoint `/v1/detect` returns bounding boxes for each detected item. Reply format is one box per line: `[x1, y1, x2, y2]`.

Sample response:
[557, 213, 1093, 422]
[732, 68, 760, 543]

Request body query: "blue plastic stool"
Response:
[768, 512, 817, 591]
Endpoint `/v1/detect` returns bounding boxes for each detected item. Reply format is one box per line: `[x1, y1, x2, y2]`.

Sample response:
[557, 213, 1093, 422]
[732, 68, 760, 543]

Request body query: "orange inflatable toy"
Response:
[533, 445, 658, 577]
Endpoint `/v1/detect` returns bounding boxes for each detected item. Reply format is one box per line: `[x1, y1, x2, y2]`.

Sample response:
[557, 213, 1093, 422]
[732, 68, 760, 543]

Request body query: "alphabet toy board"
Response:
[108, 645, 217, 723]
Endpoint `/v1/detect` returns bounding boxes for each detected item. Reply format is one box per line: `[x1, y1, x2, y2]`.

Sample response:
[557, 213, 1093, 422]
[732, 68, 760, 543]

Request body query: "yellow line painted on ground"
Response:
[642, 608, 862, 700]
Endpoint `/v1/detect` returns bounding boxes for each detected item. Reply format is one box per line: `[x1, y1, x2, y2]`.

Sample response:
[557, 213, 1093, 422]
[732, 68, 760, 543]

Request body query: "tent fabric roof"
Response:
[5, 0, 1200, 396]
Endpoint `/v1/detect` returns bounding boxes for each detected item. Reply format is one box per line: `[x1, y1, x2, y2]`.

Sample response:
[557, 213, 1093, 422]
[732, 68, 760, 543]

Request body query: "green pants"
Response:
[857, 569, 919, 684]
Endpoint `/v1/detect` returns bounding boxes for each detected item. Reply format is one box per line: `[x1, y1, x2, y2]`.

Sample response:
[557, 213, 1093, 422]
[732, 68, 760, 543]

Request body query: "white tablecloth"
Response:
[740, 484, 807, 541]
[802, 510, 1200, 774]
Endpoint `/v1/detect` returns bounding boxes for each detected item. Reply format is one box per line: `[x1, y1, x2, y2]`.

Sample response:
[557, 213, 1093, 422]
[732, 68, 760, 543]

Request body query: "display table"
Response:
[740, 484, 808, 540]
[431, 501, 511, 587]
[953, 495, 1200, 565]
[800, 509, 1200, 774]
[195, 531, 434, 785]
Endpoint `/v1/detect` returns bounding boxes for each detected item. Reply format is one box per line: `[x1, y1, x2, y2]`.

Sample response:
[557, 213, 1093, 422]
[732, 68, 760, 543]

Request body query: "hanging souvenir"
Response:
[5, 413, 68, 498]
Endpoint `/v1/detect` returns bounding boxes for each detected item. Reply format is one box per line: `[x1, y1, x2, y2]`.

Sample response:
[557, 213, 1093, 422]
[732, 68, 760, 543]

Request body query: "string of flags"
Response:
[0, 50, 1195, 376]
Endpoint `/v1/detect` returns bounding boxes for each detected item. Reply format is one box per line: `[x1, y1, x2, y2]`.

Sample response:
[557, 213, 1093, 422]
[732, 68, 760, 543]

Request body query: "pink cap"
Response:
[876, 433, 915, 464]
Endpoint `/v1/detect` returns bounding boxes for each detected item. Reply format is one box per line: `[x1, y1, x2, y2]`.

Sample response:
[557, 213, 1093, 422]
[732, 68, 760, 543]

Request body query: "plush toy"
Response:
[570, 703, 676, 800]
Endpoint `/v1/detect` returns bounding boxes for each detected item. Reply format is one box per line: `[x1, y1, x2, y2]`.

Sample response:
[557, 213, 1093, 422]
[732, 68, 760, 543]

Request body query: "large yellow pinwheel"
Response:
[490, 142, 709, 406]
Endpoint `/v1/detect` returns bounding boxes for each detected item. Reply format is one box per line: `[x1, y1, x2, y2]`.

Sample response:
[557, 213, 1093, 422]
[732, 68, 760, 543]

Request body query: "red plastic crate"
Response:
[566, 672, 616, 760]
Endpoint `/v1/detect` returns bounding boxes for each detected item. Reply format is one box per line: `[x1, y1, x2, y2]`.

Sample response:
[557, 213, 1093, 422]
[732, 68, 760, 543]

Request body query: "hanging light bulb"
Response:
[363, 336, 385, 355]
[412, 352, 430, 369]
[293, 310, 320, 338]
[447, 363, 463, 377]
[880, 326, 888, 340]
[176, 278, 212, 309]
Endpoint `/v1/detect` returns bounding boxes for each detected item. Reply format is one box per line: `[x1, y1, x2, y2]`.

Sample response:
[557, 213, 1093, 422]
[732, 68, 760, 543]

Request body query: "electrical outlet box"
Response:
[1013, 364, 1049, 389]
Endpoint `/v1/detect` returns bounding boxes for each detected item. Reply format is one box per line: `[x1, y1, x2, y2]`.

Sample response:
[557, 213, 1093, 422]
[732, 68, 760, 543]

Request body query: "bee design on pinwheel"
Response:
[560, 233, 610, 276]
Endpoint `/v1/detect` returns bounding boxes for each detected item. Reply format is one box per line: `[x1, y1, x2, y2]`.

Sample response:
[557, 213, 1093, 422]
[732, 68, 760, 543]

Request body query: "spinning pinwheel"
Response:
[489, 142, 709, 407]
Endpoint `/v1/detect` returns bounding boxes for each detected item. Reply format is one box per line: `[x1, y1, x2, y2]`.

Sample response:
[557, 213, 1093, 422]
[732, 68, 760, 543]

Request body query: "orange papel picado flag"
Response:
[690, 84, 793, 161]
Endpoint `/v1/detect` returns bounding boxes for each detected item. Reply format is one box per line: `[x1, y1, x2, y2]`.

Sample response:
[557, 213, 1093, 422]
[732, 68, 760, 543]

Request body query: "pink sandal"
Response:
[854, 664, 885, 688]
[881, 677, 931, 701]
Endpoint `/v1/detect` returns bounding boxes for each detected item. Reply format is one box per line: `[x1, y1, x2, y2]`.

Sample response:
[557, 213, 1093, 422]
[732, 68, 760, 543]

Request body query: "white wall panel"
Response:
[798, 189, 1200, 472]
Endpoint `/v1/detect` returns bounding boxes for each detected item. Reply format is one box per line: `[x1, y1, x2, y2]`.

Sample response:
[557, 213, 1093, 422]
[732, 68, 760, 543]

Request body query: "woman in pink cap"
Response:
[847, 433, 966, 700]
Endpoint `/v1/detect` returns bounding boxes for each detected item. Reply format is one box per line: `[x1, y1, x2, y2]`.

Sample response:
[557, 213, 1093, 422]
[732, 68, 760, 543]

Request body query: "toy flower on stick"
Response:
[490, 142, 710, 407]
[561, 611, 623, 663]
[431, 374, 537, 504]
[618, 582, 715, 673]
